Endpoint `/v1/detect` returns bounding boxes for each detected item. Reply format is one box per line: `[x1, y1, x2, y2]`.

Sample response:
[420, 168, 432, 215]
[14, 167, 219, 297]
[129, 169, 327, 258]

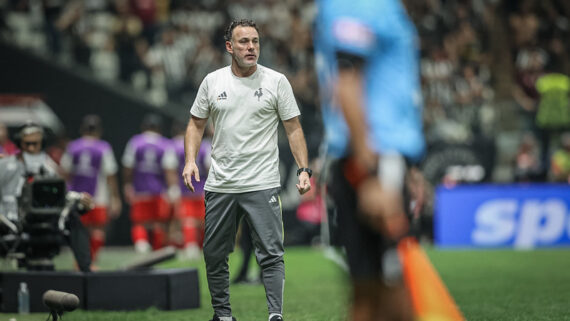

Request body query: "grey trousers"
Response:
[203, 187, 285, 317]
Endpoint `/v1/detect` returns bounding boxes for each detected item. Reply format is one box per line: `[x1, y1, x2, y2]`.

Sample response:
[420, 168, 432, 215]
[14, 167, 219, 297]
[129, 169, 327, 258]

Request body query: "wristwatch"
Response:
[297, 167, 313, 178]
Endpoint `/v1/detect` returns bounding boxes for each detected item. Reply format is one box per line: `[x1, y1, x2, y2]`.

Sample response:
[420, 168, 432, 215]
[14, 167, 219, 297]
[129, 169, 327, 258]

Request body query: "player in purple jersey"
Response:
[122, 114, 180, 253]
[60, 115, 122, 263]
[172, 123, 212, 259]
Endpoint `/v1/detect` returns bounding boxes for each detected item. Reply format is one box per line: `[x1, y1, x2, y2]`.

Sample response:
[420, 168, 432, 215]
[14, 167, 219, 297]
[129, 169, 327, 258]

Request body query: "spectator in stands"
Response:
[90, 36, 120, 81]
[113, 0, 146, 85]
[130, 0, 157, 43]
[514, 132, 543, 182]
[43, 0, 65, 55]
[455, 64, 485, 107]
[513, 47, 546, 118]
[145, 25, 194, 104]
[421, 45, 454, 130]
[535, 65, 570, 130]
[550, 132, 570, 183]
[55, 0, 94, 66]
[509, 0, 540, 49]
[186, 33, 224, 94]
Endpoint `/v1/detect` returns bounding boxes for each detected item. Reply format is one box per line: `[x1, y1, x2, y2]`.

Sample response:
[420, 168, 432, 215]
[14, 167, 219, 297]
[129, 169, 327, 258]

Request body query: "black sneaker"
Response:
[269, 315, 283, 321]
[209, 315, 237, 321]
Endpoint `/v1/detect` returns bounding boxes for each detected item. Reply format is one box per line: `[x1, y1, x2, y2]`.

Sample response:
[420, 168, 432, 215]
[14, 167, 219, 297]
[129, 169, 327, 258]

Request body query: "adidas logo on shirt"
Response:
[217, 91, 227, 101]
[269, 195, 277, 204]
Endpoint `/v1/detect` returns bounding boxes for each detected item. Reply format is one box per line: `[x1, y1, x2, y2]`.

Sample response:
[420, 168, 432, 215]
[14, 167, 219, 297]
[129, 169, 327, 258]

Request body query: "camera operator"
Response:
[0, 121, 94, 272]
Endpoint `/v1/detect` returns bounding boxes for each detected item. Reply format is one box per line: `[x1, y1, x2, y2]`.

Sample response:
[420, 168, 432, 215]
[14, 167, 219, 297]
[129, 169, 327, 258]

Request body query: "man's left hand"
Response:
[296, 172, 311, 195]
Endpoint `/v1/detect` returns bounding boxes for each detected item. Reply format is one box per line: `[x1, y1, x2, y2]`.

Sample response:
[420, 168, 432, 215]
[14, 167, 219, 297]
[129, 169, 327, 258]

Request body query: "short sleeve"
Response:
[121, 139, 136, 168]
[331, 17, 377, 59]
[190, 76, 210, 119]
[277, 75, 301, 120]
[162, 145, 178, 170]
[59, 151, 72, 173]
[101, 145, 118, 176]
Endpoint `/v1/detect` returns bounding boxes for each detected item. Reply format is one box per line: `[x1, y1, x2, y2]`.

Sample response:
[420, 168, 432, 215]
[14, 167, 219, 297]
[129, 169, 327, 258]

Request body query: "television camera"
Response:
[0, 175, 91, 271]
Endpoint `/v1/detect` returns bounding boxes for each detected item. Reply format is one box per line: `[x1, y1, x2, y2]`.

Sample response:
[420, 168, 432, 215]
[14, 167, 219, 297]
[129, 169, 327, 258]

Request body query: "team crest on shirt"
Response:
[254, 88, 263, 101]
[333, 18, 375, 50]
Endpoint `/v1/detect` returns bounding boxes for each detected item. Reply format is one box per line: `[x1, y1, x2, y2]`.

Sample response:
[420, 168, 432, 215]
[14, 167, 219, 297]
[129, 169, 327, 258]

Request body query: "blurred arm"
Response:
[122, 167, 134, 204]
[335, 53, 377, 171]
[183, 116, 207, 192]
[107, 174, 122, 218]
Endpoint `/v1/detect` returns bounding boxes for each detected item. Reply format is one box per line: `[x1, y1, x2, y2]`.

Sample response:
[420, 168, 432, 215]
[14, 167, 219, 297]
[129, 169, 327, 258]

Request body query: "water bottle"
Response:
[18, 282, 29, 314]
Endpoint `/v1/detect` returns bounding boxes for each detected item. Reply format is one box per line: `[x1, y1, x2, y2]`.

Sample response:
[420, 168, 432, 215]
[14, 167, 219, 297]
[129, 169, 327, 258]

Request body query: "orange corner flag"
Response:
[397, 237, 465, 321]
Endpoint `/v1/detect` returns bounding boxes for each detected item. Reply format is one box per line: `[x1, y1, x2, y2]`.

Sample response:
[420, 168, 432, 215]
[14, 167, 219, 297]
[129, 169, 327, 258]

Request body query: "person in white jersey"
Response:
[183, 19, 311, 321]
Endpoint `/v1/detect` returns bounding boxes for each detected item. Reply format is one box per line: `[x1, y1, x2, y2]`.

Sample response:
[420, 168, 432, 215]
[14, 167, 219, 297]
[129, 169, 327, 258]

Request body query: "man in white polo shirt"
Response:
[183, 19, 311, 321]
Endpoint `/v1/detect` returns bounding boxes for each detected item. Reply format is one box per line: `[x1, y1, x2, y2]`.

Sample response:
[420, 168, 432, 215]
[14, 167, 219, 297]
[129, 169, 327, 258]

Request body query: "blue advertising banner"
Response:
[435, 184, 570, 248]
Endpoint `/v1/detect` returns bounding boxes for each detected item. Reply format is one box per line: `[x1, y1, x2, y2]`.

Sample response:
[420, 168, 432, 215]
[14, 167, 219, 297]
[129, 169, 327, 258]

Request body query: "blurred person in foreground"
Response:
[60, 115, 122, 263]
[315, 0, 426, 320]
[122, 114, 179, 253]
[0, 122, 18, 158]
[183, 19, 311, 321]
[172, 121, 211, 259]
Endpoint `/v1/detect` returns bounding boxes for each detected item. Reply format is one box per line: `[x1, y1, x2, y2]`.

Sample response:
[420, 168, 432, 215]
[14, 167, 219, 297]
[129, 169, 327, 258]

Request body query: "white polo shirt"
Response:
[190, 64, 300, 193]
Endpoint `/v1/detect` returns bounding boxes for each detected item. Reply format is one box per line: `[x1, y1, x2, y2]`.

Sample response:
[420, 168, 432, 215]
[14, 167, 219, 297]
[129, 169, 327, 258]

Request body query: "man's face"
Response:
[20, 132, 43, 154]
[226, 26, 260, 68]
[161, 29, 175, 45]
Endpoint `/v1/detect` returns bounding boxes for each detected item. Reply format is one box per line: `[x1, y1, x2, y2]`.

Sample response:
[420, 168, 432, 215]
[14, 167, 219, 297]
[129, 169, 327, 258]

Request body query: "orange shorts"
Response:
[179, 198, 205, 220]
[80, 206, 108, 227]
[130, 196, 171, 223]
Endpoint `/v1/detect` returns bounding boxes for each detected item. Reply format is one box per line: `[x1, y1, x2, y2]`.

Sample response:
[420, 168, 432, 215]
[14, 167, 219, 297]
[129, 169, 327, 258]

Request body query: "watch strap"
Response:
[297, 167, 312, 178]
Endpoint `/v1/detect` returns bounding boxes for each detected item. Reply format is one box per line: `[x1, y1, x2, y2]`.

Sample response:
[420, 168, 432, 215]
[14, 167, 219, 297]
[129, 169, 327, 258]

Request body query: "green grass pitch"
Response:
[2, 246, 570, 321]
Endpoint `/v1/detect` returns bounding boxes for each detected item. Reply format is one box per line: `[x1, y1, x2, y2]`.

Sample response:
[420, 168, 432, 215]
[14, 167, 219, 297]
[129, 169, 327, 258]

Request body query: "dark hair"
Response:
[80, 114, 102, 135]
[224, 19, 259, 42]
[141, 113, 163, 133]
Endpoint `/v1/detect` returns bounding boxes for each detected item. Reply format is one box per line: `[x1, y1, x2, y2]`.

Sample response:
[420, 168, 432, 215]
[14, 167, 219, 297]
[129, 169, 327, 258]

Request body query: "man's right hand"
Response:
[183, 162, 200, 192]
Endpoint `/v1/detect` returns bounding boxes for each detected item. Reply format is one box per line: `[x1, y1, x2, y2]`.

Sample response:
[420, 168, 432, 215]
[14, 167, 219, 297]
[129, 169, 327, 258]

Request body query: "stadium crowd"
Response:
[0, 0, 317, 108]
[2, 1, 570, 182]
[3, 0, 570, 183]
[406, 0, 570, 183]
